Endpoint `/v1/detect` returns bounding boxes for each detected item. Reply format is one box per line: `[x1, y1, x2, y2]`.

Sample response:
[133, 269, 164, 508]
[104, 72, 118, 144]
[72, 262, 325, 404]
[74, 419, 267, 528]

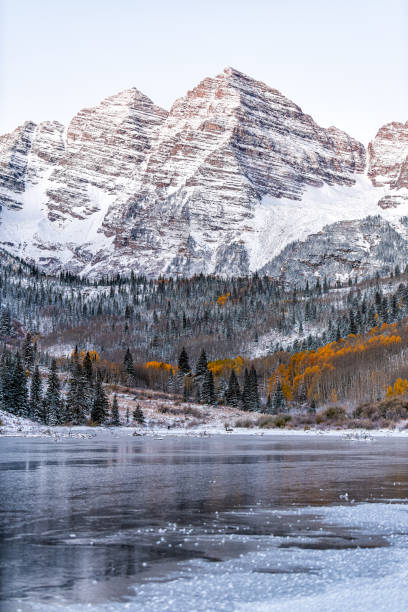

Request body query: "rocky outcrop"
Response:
[261, 215, 408, 284]
[368, 121, 408, 189]
[45, 88, 168, 224]
[368, 121, 408, 210]
[0, 120, 65, 209]
[0, 68, 406, 281]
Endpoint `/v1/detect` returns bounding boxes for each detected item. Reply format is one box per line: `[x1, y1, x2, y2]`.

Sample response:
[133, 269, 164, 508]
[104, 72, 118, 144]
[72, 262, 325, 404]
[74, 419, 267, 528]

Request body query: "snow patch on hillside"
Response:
[248, 176, 408, 272]
[0, 176, 115, 266]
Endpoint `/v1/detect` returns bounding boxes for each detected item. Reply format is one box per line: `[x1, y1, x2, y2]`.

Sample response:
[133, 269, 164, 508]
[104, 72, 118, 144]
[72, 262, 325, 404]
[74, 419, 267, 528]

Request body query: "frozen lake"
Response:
[1, 434, 408, 611]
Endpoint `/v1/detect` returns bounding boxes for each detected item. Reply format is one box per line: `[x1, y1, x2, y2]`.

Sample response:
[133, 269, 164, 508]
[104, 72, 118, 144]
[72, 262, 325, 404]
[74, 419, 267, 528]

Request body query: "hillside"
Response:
[1, 250, 408, 430]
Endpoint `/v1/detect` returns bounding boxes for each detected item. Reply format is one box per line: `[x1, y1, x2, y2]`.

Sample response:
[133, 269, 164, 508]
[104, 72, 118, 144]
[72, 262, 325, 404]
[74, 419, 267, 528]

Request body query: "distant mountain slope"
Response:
[0, 68, 406, 280]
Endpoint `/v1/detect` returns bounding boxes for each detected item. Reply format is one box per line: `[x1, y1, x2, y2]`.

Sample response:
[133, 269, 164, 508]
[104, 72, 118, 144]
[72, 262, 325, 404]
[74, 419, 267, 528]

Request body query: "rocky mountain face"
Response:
[368, 121, 408, 210]
[261, 215, 408, 284]
[0, 68, 406, 281]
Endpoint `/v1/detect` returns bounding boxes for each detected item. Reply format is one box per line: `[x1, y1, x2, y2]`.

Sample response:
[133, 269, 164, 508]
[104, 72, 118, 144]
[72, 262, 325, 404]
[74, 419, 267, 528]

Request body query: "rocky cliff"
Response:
[0, 68, 406, 281]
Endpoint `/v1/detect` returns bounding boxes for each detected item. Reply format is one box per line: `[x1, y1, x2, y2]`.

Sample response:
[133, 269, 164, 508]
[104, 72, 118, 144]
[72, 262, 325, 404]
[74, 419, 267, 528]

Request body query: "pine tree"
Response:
[132, 404, 145, 425]
[178, 347, 190, 374]
[123, 348, 135, 384]
[201, 368, 216, 405]
[249, 366, 260, 411]
[349, 310, 357, 335]
[65, 361, 88, 425]
[124, 347, 134, 373]
[10, 353, 29, 417]
[43, 359, 62, 425]
[0, 350, 13, 413]
[0, 309, 11, 337]
[29, 365, 43, 422]
[266, 394, 273, 414]
[241, 368, 251, 411]
[272, 380, 285, 412]
[72, 345, 79, 363]
[91, 377, 109, 425]
[111, 394, 120, 426]
[195, 349, 208, 377]
[335, 324, 341, 342]
[83, 351, 93, 385]
[217, 377, 228, 404]
[225, 370, 241, 407]
[22, 332, 34, 370]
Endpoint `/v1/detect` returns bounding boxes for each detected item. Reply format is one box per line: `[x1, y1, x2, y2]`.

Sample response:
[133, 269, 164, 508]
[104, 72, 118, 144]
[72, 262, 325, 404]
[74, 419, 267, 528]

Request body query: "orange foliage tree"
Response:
[216, 292, 230, 306]
[207, 356, 244, 377]
[268, 322, 403, 405]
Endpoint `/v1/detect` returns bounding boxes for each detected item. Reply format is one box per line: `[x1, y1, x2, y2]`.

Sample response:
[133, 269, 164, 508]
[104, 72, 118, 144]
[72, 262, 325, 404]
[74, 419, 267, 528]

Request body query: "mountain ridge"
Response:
[0, 67, 406, 281]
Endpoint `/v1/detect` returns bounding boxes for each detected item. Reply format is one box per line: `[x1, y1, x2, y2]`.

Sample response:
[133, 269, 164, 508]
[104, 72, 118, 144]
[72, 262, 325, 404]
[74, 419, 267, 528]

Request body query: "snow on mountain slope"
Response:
[249, 176, 408, 272]
[0, 67, 406, 280]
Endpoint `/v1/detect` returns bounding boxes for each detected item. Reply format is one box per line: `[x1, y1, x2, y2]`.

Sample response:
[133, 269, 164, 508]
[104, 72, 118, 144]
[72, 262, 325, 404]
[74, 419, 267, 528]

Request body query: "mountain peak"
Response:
[0, 70, 405, 282]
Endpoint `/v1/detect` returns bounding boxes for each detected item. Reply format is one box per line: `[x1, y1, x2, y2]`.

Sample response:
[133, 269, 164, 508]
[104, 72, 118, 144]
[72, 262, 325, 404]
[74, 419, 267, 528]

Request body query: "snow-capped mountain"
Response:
[0, 67, 406, 280]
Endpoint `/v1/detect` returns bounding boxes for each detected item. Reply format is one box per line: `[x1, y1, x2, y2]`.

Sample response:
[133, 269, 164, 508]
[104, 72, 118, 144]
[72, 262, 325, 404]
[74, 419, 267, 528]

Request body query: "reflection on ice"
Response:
[1, 435, 408, 611]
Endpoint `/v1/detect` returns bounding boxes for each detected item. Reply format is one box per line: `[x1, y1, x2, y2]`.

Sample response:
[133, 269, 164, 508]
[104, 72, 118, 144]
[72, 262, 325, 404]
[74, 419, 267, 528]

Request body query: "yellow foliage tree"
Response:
[268, 322, 403, 404]
[216, 292, 230, 306]
[207, 356, 244, 377]
[386, 378, 408, 397]
[145, 361, 175, 374]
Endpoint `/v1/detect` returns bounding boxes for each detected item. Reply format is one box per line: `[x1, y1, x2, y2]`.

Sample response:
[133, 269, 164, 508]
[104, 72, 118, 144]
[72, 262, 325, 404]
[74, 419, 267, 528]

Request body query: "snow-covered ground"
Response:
[2, 408, 407, 440]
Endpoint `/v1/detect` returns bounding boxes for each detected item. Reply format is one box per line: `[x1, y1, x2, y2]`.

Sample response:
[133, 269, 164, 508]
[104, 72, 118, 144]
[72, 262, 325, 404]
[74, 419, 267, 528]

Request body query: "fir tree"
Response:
[0, 350, 13, 413]
[132, 404, 145, 425]
[217, 377, 228, 404]
[349, 311, 357, 335]
[83, 351, 93, 385]
[201, 368, 216, 405]
[195, 349, 208, 377]
[272, 380, 285, 412]
[22, 332, 34, 370]
[91, 377, 109, 425]
[43, 359, 62, 425]
[29, 365, 43, 422]
[124, 347, 134, 374]
[10, 353, 29, 417]
[248, 366, 260, 411]
[0, 309, 11, 337]
[178, 347, 190, 374]
[241, 368, 251, 411]
[265, 394, 273, 414]
[72, 345, 79, 363]
[65, 361, 88, 425]
[123, 347, 135, 384]
[110, 394, 120, 426]
[225, 370, 241, 407]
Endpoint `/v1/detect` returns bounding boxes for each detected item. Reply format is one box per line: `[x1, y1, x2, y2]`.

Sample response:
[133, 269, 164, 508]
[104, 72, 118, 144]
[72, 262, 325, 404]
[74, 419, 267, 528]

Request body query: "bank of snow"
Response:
[2, 408, 408, 440]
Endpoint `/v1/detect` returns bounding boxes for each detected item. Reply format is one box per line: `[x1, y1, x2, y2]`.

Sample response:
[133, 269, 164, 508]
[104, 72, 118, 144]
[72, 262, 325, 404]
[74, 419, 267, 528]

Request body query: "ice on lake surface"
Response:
[0, 434, 407, 611]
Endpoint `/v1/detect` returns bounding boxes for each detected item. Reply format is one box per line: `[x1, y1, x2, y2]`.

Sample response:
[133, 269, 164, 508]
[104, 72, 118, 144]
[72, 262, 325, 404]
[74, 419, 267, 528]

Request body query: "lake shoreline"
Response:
[1, 410, 408, 440]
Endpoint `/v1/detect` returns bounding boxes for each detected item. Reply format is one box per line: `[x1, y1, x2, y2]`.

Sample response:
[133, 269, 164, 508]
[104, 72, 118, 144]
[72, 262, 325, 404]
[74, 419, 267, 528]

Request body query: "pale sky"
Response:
[0, 0, 406, 144]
